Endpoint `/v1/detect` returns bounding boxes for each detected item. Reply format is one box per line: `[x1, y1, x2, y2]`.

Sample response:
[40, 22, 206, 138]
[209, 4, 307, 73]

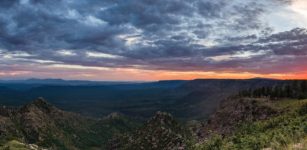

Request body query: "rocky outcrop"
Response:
[108, 112, 192, 150]
[0, 98, 137, 150]
[197, 98, 279, 140]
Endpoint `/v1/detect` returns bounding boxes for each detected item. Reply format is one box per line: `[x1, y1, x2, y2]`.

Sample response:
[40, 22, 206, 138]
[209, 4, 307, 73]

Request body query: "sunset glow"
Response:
[0, 0, 307, 81]
[291, 1, 307, 18]
[1, 65, 306, 81]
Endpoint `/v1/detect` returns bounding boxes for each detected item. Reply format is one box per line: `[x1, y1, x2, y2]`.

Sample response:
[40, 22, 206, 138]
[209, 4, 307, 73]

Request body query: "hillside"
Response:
[196, 98, 307, 150]
[1, 80, 307, 150]
[171, 79, 283, 120]
[105, 97, 306, 150]
[0, 96, 306, 149]
[0, 98, 139, 150]
[108, 112, 194, 150]
[197, 97, 280, 138]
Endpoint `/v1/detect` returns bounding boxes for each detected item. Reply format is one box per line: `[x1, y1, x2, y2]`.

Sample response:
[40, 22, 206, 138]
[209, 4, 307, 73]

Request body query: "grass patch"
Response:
[0, 140, 31, 150]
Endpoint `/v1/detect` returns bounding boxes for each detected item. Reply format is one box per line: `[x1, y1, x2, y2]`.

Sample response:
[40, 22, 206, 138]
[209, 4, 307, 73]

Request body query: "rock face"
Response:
[15, 98, 60, 143]
[197, 97, 279, 140]
[108, 112, 192, 150]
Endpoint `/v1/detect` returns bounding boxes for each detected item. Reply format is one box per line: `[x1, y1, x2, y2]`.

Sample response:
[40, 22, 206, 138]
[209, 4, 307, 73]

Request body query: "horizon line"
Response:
[1, 77, 306, 82]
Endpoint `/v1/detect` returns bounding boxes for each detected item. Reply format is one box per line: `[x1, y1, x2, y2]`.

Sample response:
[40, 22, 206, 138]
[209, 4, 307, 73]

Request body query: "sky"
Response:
[0, 0, 307, 81]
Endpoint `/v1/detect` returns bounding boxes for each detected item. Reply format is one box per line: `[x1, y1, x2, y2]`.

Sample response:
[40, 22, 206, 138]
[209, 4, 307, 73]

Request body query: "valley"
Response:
[2, 0, 307, 149]
[0, 78, 285, 120]
[0, 79, 306, 149]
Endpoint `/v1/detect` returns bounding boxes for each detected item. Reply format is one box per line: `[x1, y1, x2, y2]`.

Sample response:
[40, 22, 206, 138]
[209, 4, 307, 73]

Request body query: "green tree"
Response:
[301, 81, 307, 93]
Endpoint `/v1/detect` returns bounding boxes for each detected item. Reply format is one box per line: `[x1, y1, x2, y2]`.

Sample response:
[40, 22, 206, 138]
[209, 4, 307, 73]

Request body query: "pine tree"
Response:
[301, 81, 307, 93]
[265, 87, 272, 98]
[285, 85, 292, 98]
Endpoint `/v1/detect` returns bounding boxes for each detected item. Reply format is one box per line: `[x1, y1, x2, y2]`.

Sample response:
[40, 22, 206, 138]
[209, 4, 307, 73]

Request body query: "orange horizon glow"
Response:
[1, 0, 307, 82]
[1, 66, 306, 81]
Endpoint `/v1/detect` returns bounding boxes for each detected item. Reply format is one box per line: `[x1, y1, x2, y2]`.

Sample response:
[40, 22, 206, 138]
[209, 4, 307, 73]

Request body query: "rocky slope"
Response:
[0, 98, 139, 150]
[197, 97, 280, 139]
[196, 98, 307, 150]
[108, 112, 193, 150]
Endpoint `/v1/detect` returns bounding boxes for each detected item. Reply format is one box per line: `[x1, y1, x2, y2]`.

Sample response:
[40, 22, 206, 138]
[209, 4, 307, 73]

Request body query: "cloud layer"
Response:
[0, 0, 307, 80]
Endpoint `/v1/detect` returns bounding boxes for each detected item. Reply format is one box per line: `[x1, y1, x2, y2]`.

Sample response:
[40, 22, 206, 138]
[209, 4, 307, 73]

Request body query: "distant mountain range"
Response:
[0, 77, 277, 86]
[0, 78, 289, 120]
[0, 78, 146, 86]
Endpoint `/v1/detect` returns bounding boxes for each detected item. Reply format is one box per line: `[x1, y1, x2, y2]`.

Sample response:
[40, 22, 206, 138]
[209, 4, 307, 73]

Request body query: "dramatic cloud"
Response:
[0, 0, 306, 80]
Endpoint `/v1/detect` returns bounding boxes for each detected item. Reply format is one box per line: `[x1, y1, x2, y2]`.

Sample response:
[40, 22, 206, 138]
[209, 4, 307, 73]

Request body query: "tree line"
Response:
[238, 80, 307, 100]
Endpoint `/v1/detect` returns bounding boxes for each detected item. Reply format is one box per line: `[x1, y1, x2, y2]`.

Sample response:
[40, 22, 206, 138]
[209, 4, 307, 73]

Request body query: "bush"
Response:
[299, 103, 307, 115]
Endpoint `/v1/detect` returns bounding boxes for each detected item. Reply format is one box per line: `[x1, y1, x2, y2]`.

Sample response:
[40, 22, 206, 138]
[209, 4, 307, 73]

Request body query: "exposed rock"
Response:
[197, 98, 279, 140]
[103, 112, 122, 120]
[108, 111, 193, 150]
[0, 98, 137, 150]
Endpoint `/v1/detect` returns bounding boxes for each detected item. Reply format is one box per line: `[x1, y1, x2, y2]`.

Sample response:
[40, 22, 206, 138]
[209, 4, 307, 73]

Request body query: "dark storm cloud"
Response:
[258, 28, 307, 55]
[202, 28, 307, 74]
[131, 28, 307, 74]
[0, 0, 126, 52]
[0, 0, 267, 51]
[0, 0, 306, 75]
